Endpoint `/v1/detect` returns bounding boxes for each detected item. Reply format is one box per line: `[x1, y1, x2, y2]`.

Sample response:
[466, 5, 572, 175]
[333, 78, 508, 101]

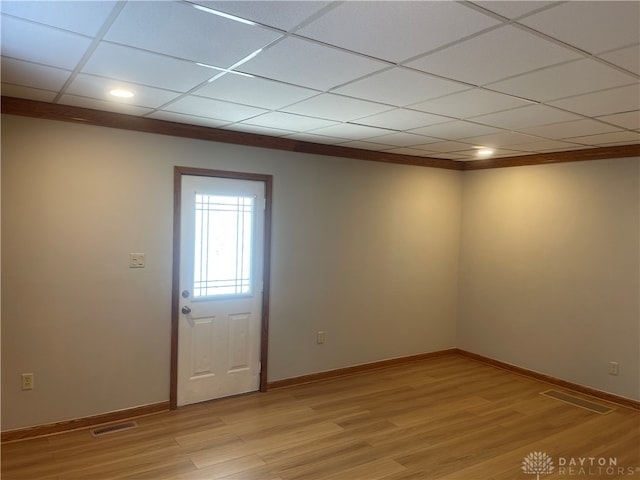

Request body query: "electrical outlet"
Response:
[21, 373, 34, 390]
[609, 361, 619, 376]
[316, 331, 325, 344]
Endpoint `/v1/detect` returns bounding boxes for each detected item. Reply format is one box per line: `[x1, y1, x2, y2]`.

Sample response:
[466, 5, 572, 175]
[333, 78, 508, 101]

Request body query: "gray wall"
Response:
[1, 115, 461, 431]
[458, 158, 640, 400]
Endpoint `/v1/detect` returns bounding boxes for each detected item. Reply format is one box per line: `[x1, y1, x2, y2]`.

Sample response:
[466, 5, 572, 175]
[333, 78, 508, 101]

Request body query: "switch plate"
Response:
[317, 331, 325, 344]
[22, 373, 34, 390]
[129, 253, 145, 268]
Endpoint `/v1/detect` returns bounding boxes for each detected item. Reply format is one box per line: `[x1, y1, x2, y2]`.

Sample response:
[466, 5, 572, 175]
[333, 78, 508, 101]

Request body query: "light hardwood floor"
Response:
[3, 355, 639, 479]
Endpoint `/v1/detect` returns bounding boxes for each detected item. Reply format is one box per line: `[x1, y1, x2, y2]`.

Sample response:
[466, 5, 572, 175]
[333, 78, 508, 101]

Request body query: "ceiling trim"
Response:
[463, 144, 640, 170]
[0, 96, 462, 171]
[2, 96, 639, 170]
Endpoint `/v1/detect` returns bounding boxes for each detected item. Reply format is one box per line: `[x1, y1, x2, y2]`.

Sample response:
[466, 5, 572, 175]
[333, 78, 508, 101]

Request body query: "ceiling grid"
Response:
[1, 0, 638, 162]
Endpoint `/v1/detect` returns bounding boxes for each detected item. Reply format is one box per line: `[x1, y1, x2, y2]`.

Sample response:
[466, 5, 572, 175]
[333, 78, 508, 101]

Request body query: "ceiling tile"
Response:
[240, 37, 388, 91]
[462, 131, 542, 147]
[195, 75, 319, 110]
[82, 43, 215, 92]
[58, 94, 153, 116]
[410, 143, 449, 152]
[409, 120, 500, 140]
[599, 44, 640, 76]
[66, 74, 180, 108]
[520, 1, 640, 54]
[282, 94, 393, 122]
[487, 59, 636, 102]
[355, 109, 450, 131]
[506, 139, 585, 152]
[146, 111, 230, 129]
[1, 1, 119, 36]
[242, 112, 338, 131]
[1, 84, 57, 102]
[563, 131, 640, 146]
[309, 123, 393, 140]
[533, 144, 593, 153]
[474, 2, 556, 20]
[411, 88, 532, 118]
[104, 1, 282, 66]
[296, 1, 499, 63]
[1, 15, 92, 70]
[164, 95, 267, 122]
[518, 119, 621, 140]
[406, 25, 580, 86]
[548, 85, 640, 118]
[364, 132, 439, 147]
[333, 68, 469, 107]
[417, 141, 476, 153]
[1, 57, 71, 91]
[597, 111, 640, 131]
[470, 104, 581, 130]
[193, 1, 332, 31]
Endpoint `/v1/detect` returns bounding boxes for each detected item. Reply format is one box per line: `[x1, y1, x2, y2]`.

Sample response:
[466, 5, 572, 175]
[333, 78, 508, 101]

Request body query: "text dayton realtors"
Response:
[557, 457, 638, 477]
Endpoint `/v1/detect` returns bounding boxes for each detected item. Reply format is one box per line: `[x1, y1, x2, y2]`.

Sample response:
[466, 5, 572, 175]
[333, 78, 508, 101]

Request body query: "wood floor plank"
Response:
[323, 458, 407, 480]
[275, 441, 380, 480]
[184, 439, 256, 469]
[3, 355, 638, 480]
[178, 454, 267, 480]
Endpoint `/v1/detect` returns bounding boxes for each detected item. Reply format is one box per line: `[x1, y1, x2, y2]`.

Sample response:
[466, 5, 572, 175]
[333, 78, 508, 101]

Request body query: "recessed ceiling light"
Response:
[475, 147, 494, 157]
[109, 89, 134, 98]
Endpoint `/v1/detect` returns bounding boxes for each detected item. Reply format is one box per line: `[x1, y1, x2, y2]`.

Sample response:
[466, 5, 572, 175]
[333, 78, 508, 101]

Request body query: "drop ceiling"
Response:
[1, 0, 639, 162]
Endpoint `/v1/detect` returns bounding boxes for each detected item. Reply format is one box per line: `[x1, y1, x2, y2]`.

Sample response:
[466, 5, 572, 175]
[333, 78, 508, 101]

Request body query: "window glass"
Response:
[193, 194, 254, 297]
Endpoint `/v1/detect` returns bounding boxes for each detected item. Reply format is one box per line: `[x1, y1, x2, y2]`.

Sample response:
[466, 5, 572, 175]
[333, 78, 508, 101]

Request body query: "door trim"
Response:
[171, 166, 273, 409]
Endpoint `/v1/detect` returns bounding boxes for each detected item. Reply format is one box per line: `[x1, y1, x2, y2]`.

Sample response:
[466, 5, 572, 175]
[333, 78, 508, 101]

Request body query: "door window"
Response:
[193, 193, 254, 297]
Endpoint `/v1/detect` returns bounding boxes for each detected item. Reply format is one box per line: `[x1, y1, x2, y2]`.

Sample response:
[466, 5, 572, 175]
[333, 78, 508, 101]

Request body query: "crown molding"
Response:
[1, 96, 462, 170]
[463, 144, 640, 170]
[3, 96, 638, 170]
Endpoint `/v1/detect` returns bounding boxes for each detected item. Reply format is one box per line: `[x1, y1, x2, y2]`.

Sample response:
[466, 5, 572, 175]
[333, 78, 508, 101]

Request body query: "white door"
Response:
[178, 175, 264, 406]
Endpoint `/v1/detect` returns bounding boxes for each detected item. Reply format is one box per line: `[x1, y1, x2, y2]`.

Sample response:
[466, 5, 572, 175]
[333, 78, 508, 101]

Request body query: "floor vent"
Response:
[541, 390, 614, 414]
[91, 421, 138, 437]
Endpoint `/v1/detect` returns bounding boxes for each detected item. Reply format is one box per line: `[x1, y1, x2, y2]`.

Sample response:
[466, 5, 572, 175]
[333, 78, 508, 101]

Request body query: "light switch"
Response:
[129, 253, 145, 268]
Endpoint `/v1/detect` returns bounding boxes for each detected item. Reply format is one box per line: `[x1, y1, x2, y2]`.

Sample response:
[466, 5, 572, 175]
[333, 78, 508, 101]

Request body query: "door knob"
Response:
[181, 306, 192, 315]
